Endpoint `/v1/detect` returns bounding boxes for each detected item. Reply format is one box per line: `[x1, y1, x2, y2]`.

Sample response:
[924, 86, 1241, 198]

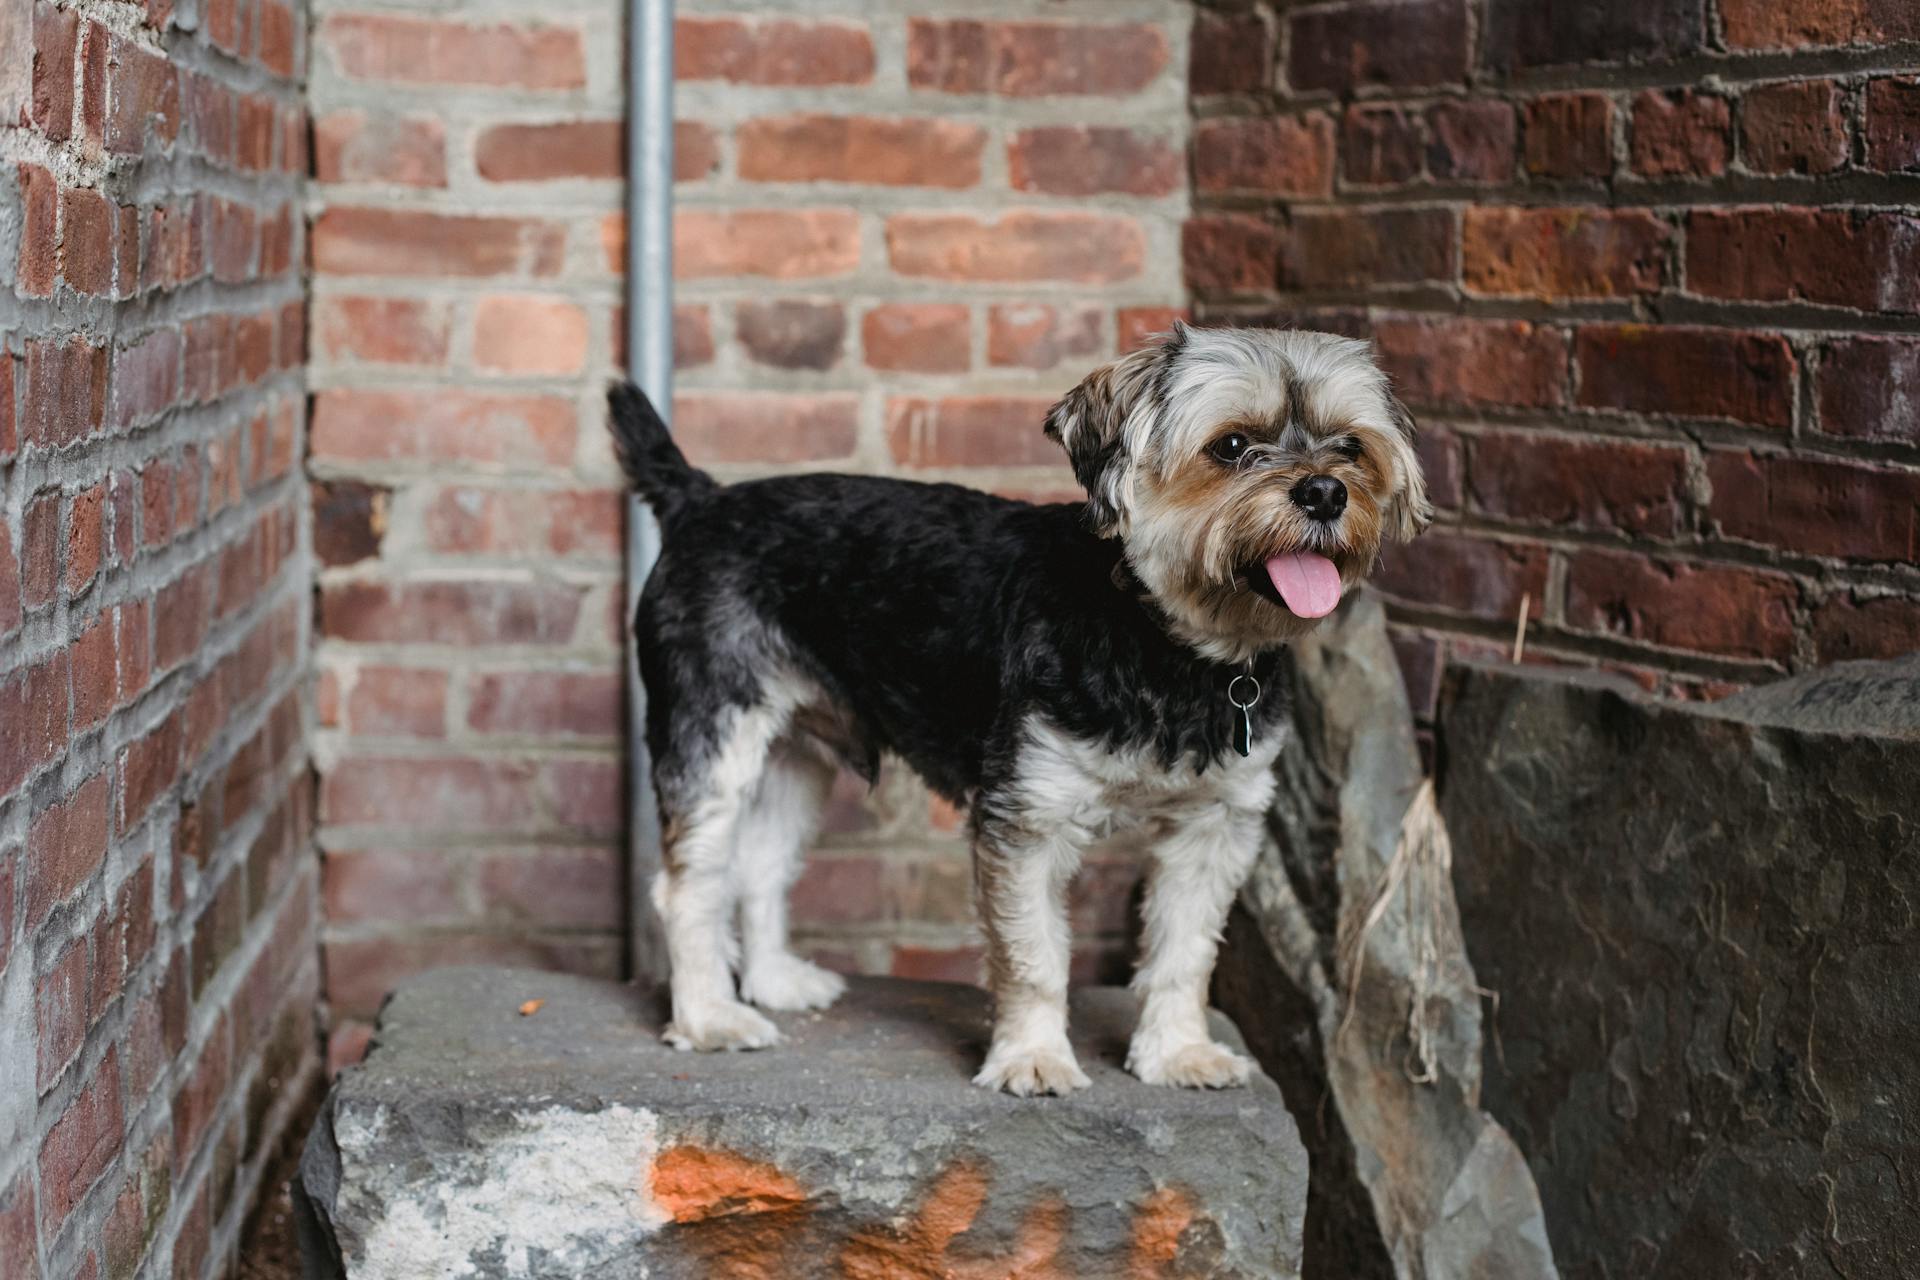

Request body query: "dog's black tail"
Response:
[606, 381, 716, 520]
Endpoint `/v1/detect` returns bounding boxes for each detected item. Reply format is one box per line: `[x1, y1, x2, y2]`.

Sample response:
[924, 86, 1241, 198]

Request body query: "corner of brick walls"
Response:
[1187, 0, 1920, 725]
[0, 0, 318, 1276]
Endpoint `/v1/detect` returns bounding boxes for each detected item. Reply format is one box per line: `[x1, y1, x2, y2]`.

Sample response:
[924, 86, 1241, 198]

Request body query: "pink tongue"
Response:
[1265, 552, 1343, 618]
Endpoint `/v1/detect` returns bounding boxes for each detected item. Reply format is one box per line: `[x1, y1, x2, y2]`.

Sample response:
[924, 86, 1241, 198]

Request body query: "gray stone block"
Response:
[297, 967, 1307, 1279]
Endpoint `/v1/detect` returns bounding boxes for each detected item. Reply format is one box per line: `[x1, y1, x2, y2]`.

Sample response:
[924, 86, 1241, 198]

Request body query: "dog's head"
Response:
[1045, 324, 1430, 662]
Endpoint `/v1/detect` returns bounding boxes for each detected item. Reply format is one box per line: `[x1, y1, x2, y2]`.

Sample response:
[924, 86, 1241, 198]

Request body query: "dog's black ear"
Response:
[1383, 393, 1433, 542]
[1044, 341, 1166, 537]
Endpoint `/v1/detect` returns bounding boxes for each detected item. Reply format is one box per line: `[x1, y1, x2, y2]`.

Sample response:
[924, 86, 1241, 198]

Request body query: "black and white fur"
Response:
[610, 325, 1429, 1095]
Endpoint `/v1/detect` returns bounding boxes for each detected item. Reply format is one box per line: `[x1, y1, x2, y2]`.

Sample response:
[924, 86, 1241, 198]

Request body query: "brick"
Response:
[311, 389, 575, 467]
[313, 207, 562, 278]
[1283, 208, 1455, 291]
[320, 578, 582, 647]
[1469, 433, 1687, 535]
[735, 300, 846, 371]
[323, 849, 463, 924]
[673, 120, 718, 182]
[1483, 0, 1704, 70]
[677, 16, 872, 86]
[890, 945, 984, 984]
[1565, 551, 1797, 661]
[0, 1172, 31, 1279]
[1524, 93, 1613, 179]
[103, 34, 179, 155]
[1193, 115, 1334, 196]
[1463, 208, 1670, 300]
[477, 849, 622, 929]
[1812, 595, 1920, 664]
[1630, 89, 1731, 177]
[259, 0, 295, 74]
[1374, 316, 1568, 411]
[310, 480, 384, 569]
[1191, 10, 1271, 95]
[58, 186, 112, 295]
[472, 295, 589, 376]
[23, 493, 58, 607]
[669, 393, 860, 465]
[425, 486, 620, 560]
[76, 21, 105, 146]
[1426, 101, 1516, 182]
[1343, 106, 1424, 186]
[477, 120, 622, 182]
[153, 561, 214, 675]
[539, 760, 620, 838]
[908, 19, 1169, 96]
[322, 933, 618, 1019]
[887, 212, 1144, 284]
[315, 296, 448, 365]
[674, 304, 715, 369]
[739, 114, 984, 189]
[1865, 77, 1920, 172]
[33, 1, 77, 139]
[885, 397, 1059, 468]
[0, 356, 13, 461]
[1719, 0, 1918, 49]
[1686, 209, 1920, 312]
[341, 666, 448, 737]
[1007, 126, 1180, 197]
[862, 304, 970, 374]
[1117, 307, 1187, 354]
[1371, 531, 1547, 620]
[1183, 214, 1281, 293]
[323, 757, 547, 836]
[173, 1017, 230, 1165]
[988, 305, 1101, 370]
[320, 15, 584, 89]
[467, 670, 621, 737]
[66, 483, 105, 593]
[1818, 336, 1920, 443]
[1577, 325, 1794, 428]
[1741, 80, 1847, 175]
[0, 524, 18, 641]
[674, 209, 859, 280]
[22, 336, 108, 446]
[18, 163, 58, 296]
[37, 937, 90, 1089]
[1706, 451, 1919, 562]
[1289, 0, 1468, 91]
[38, 1050, 123, 1235]
[0, 652, 68, 795]
[313, 111, 446, 186]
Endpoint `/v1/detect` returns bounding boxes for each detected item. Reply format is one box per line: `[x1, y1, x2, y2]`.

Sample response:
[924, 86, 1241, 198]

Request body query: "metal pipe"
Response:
[624, 0, 673, 983]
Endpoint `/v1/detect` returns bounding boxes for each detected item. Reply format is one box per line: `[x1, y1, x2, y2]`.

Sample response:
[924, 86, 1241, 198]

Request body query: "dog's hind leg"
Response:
[735, 742, 846, 1012]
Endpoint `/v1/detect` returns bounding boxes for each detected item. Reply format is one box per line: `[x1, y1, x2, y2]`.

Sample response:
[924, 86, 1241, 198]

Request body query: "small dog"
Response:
[609, 324, 1429, 1096]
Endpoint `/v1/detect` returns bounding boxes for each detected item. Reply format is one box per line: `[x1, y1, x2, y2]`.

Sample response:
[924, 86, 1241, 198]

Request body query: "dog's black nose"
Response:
[1290, 475, 1348, 522]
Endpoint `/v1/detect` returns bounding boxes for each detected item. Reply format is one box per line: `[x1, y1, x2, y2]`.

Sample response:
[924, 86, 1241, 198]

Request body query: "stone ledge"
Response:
[297, 966, 1307, 1279]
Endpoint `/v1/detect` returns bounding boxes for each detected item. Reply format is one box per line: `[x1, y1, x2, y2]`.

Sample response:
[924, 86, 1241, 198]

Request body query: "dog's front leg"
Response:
[1127, 804, 1263, 1088]
[971, 828, 1091, 1097]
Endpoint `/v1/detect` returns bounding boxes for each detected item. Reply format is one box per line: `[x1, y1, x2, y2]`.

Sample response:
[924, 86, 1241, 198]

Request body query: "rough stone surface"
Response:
[1441, 654, 1920, 1280]
[1215, 592, 1558, 1280]
[298, 967, 1307, 1278]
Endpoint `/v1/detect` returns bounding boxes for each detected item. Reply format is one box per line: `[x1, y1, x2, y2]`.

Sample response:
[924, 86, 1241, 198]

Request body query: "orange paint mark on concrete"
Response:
[1128, 1186, 1197, 1278]
[951, 1195, 1071, 1280]
[649, 1144, 809, 1223]
[840, 1161, 990, 1279]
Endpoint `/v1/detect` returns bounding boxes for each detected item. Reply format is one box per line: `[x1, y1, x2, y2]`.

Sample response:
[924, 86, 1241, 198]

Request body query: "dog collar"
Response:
[1227, 664, 1261, 757]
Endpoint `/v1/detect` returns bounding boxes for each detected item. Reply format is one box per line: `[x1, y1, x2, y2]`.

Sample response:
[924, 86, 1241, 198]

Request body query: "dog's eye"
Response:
[1209, 433, 1250, 464]
[1333, 436, 1364, 461]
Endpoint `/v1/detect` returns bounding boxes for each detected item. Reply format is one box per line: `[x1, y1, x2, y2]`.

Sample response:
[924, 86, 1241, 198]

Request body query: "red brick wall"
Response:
[1189, 0, 1920, 722]
[0, 0, 316, 1275]
[308, 1, 1193, 1044]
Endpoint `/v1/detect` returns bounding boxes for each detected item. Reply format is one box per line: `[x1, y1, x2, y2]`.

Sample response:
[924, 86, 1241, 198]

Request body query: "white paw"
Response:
[972, 1042, 1091, 1097]
[663, 1000, 780, 1052]
[741, 956, 846, 1011]
[1128, 1039, 1254, 1089]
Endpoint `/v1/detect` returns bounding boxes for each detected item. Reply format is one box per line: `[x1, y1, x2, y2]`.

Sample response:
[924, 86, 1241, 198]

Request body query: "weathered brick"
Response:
[987, 305, 1102, 370]
[1193, 115, 1334, 196]
[670, 393, 860, 465]
[1425, 101, 1517, 182]
[674, 209, 859, 280]
[885, 397, 1060, 467]
[1567, 551, 1798, 661]
[472, 295, 589, 376]
[735, 300, 847, 371]
[1483, 0, 1704, 71]
[888, 212, 1144, 284]
[320, 580, 582, 646]
[1191, 10, 1271, 95]
[340, 666, 449, 738]
[673, 304, 715, 369]
[1469, 433, 1688, 535]
[1707, 451, 1919, 562]
[1577, 325, 1794, 428]
[1343, 106, 1424, 186]
[319, 15, 585, 89]
[1686, 209, 1920, 312]
[467, 671, 621, 737]
[908, 19, 1168, 96]
[1719, 0, 1918, 49]
[0, 652, 69, 795]
[22, 493, 58, 607]
[1865, 77, 1920, 172]
[103, 33, 179, 156]
[1741, 80, 1848, 174]
[1289, 0, 1468, 91]
[37, 937, 90, 1088]
[0, 524, 20, 642]
[1117, 307, 1188, 354]
[476, 120, 622, 182]
[66, 483, 105, 594]
[1817, 335, 1920, 442]
[1463, 208, 1670, 300]
[312, 481, 386, 568]
[739, 115, 984, 189]
[1371, 531, 1548, 620]
[677, 16, 873, 86]
[477, 849, 622, 929]
[315, 296, 448, 366]
[1630, 89, 1731, 177]
[1524, 93, 1613, 179]
[1812, 594, 1920, 663]
[22, 336, 108, 446]
[1183, 214, 1281, 294]
[312, 207, 563, 278]
[1007, 126, 1181, 197]
[311, 389, 575, 467]
[1374, 316, 1568, 411]
[1283, 208, 1455, 291]
[324, 848, 463, 924]
[33, 2, 78, 140]
[313, 112, 446, 186]
[18, 163, 59, 296]
[539, 759, 620, 838]
[59, 185, 114, 295]
[38, 1050, 123, 1235]
[862, 304, 970, 374]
